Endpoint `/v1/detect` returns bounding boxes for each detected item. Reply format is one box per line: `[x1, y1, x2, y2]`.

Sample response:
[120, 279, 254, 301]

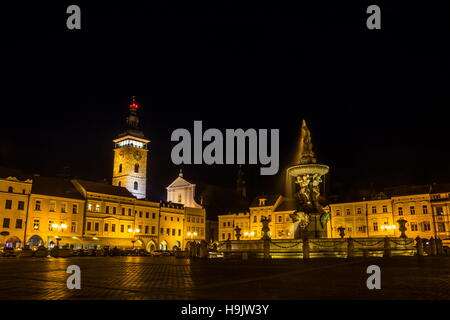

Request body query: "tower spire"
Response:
[126, 96, 140, 128]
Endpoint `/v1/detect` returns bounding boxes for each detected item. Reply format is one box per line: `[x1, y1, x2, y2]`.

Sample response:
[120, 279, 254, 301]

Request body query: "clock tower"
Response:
[112, 97, 150, 199]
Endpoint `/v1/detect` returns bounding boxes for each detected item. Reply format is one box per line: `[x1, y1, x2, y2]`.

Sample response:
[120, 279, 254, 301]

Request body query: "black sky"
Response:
[1, 1, 449, 201]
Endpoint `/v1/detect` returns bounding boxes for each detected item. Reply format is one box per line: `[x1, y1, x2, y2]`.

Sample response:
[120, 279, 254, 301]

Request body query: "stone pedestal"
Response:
[383, 237, 391, 258]
[415, 236, 424, 256]
[347, 237, 355, 259]
[199, 241, 208, 258]
[302, 238, 310, 260]
[430, 237, 437, 256]
[437, 238, 444, 255]
[287, 164, 330, 239]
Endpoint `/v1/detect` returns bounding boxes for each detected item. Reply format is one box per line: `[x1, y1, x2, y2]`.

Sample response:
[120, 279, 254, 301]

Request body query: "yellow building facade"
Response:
[0, 101, 206, 251]
[0, 171, 205, 251]
[0, 169, 32, 248]
[219, 186, 450, 241]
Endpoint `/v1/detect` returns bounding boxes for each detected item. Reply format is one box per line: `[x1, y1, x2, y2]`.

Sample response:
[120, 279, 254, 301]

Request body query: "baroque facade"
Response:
[0, 101, 205, 251]
[218, 122, 449, 242]
[218, 187, 450, 241]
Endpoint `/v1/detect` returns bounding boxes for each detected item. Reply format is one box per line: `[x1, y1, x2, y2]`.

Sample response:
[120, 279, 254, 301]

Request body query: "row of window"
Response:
[187, 216, 204, 223]
[116, 180, 140, 190]
[335, 221, 438, 233]
[3, 186, 27, 194]
[32, 200, 79, 213]
[10, 219, 78, 233]
[186, 226, 203, 234]
[3, 199, 25, 210]
[2, 218, 23, 229]
[118, 163, 140, 174]
[87, 222, 146, 234]
[2, 199, 81, 213]
[335, 205, 436, 216]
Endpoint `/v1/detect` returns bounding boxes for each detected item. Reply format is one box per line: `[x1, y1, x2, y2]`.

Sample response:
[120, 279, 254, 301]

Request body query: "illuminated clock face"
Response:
[133, 150, 142, 161]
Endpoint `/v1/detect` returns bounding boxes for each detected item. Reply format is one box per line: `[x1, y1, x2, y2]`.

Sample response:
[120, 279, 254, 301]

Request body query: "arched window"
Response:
[8, 186, 13, 193]
[134, 163, 139, 173]
[134, 181, 138, 190]
[118, 164, 122, 173]
[118, 181, 121, 187]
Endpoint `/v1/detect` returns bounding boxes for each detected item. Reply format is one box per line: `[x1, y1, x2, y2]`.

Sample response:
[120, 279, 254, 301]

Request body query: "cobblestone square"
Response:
[1, 256, 450, 300]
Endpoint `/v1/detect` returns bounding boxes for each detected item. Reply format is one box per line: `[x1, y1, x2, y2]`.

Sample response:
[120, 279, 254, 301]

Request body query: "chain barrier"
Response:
[309, 240, 343, 247]
[390, 239, 415, 246]
[352, 239, 384, 246]
[269, 239, 303, 248]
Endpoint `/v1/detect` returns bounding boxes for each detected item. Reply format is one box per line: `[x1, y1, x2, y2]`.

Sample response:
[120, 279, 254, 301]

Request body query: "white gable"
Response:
[166, 176, 194, 190]
[166, 172, 201, 208]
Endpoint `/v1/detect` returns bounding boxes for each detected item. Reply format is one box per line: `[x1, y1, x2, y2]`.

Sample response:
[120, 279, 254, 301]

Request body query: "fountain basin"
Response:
[287, 164, 329, 177]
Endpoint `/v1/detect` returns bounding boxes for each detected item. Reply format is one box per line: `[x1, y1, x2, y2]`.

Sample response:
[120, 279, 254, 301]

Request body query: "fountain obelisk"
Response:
[288, 120, 330, 238]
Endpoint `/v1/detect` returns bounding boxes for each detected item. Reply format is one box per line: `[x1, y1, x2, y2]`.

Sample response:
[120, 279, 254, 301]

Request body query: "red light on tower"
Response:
[129, 96, 139, 109]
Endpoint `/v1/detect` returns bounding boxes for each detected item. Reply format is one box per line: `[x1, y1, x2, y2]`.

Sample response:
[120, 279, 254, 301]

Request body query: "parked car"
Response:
[110, 247, 122, 256]
[130, 248, 148, 256]
[151, 250, 171, 257]
[1, 247, 16, 257]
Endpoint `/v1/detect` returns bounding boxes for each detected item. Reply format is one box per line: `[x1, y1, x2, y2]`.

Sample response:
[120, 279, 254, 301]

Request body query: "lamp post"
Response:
[187, 231, 198, 257]
[128, 228, 140, 249]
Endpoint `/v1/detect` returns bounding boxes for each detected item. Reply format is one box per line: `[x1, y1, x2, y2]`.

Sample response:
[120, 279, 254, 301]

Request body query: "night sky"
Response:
[1, 1, 449, 202]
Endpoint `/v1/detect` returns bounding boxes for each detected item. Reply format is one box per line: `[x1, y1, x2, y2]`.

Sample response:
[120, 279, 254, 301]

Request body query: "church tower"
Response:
[112, 97, 150, 199]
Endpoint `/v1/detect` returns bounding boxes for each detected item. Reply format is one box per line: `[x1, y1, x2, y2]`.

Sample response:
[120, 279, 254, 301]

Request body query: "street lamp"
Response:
[52, 223, 67, 247]
[243, 231, 255, 239]
[187, 231, 198, 241]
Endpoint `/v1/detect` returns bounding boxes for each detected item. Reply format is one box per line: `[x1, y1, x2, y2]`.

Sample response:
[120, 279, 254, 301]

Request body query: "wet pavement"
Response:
[0, 256, 449, 300]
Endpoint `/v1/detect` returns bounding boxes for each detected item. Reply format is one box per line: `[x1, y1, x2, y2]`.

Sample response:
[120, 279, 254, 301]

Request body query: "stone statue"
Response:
[234, 225, 242, 241]
[290, 211, 310, 229]
[337, 226, 346, 238]
[298, 120, 317, 165]
[296, 175, 311, 205]
[311, 174, 322, 201]
[260, 216, 271, 239]
[397, 218, 408, 239]
[288, 120, 330, 238]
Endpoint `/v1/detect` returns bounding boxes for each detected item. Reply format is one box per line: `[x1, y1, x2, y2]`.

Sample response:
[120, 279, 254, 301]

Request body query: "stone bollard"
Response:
[430, 237, 437, 256]
[415, 236, 424, 256]
[199, 241, 208, 258]
[383, 236, 391, 258]
[263, 238, 271, 259]
[302, 238, 310, 260]
[189, 242, 196, 258]
[223, 240, 232, 259]
[437, 238, 443, 256]
[362, 249, 369, 258]
[225, 240, 232, 252]
[347, 237, 355, 259]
